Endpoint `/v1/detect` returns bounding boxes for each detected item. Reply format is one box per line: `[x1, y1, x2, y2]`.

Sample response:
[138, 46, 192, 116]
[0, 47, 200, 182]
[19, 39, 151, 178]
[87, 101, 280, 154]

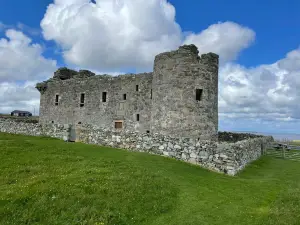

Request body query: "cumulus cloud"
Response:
[219, 48, 300, 129]
[0, 29, 57, 82]
[41, 0, 255, 71]
[0, 81, 40, 115]
[41, 0, 182, 71]
[0, 29, 57, 113]
[278, 48, 300, 71]
[184, 22, 255, 64]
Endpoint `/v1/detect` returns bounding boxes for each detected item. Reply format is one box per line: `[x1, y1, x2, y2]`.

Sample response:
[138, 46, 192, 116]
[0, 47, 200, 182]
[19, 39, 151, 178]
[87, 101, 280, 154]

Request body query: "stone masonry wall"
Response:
[38, 72, 153, 134]
[75, 125, 220, 172]
[0, 118, 70, 140]
[36, 44, 219, 141]
[75, 124, 273, 175]
[151, 45, 219, 140]
[218, 131, 264, 143]
[0, 119, 273, 176]
[217, 137, 273, 175]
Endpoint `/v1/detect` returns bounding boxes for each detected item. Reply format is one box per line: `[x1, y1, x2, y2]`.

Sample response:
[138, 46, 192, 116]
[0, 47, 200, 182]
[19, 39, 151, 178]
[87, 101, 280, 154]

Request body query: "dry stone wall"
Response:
[0, 118, 70, 140]
[76, 124, 218, 169]
[0, 119, 273, 176]
[217, 137, 273, 175]
[75, 125, 273, 175]
[218, 131, 264, 143]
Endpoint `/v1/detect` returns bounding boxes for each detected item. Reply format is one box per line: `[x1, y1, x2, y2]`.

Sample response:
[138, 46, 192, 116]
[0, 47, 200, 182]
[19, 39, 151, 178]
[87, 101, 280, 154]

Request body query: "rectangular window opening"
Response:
[123, 94, 127, 100]
[80, 93, 85, 107]
[115, 121, 123, 129]
[136, 114, 140, 121]
[150, 89, 152, 99]
[136, 85, 139, 92]
[196, 89, 203, 101]
[55, 94, 59, 106]
[102, 92, 107, 102]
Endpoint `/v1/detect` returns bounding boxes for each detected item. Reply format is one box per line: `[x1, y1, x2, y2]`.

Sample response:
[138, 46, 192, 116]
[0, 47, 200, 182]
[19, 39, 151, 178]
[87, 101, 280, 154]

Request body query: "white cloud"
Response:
[16, 22, 41, 36]
[219, 48, 300, 126]
[0, 29, 57, 82]
[72, 66, 125, 76]
[184, 22, 255, 64]
[0, 81, 40, 114]
[0, 29, 57, 113]
[278, 48, 300, 71]
[41, 0, 182, 71]
[41, 0, 255, 71]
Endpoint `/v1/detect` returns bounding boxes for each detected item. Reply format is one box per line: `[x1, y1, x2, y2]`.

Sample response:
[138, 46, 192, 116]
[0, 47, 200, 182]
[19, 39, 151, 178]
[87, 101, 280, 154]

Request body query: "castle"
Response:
[0, 44, 272, 175]
[36, 44, 219, 141]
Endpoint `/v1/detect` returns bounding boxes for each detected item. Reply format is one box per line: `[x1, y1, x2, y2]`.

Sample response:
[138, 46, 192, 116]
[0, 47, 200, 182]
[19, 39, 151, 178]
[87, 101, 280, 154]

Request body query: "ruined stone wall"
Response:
[37, 44, 219, 140]
[151, 45, 218, 140]
[39, 73, 153, 133]
[75, 124, 273, 175]
[217, 136, 274, 175]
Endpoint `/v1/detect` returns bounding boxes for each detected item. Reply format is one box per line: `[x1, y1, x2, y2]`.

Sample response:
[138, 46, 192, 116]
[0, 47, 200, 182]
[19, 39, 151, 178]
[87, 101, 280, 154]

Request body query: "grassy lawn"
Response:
[1, 133, 300, 225]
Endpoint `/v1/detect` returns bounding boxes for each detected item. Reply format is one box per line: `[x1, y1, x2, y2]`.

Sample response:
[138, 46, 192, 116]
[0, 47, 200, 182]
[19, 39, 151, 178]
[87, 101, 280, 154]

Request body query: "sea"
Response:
[236, 132, 300, 141]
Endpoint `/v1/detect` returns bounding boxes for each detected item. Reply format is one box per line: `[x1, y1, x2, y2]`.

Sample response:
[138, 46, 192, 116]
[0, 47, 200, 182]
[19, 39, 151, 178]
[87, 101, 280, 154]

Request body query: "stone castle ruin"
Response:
[0, 44, 273, 176]
[36, 45, 218, 141]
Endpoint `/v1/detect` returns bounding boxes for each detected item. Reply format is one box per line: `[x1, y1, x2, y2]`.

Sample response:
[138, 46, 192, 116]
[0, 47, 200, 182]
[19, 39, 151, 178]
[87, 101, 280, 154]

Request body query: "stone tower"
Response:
[150, 45, 219, 140]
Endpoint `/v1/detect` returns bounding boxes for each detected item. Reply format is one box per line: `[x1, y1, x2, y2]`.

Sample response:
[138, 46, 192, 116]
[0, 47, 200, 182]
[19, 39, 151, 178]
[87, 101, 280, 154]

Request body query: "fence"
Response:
[266, 143, 300, 161]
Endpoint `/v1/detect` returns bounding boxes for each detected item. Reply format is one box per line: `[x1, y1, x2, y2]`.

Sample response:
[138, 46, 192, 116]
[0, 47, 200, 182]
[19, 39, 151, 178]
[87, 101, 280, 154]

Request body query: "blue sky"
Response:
[174, 0, 300, 66]
[1, 0, 300, 67]
[0, 0, 300, 134]
[0, 0, 64, 66]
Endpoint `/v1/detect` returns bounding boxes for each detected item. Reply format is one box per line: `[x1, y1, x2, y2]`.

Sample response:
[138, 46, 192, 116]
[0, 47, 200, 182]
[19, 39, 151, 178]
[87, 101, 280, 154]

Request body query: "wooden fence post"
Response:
[261, 143, 265, 155]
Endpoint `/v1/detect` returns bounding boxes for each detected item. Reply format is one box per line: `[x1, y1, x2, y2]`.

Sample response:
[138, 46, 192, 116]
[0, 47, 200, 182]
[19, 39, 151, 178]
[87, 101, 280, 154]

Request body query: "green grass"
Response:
[1, 133, 300, 225]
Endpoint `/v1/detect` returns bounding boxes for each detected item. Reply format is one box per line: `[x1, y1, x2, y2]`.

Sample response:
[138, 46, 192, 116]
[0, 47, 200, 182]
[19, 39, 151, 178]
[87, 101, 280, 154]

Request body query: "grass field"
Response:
[1, 133, 300, 225]
[291, 140, 300, 145]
